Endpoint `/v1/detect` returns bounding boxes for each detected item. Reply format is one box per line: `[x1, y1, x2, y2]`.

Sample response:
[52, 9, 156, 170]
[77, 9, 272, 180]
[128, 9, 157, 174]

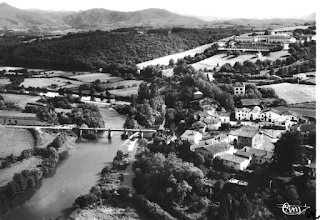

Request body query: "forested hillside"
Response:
[0, 28, 244, 72]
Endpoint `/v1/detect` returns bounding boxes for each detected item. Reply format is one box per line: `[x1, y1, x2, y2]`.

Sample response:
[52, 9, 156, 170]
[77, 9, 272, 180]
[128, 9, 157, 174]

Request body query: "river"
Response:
[3, 105, 132, 220]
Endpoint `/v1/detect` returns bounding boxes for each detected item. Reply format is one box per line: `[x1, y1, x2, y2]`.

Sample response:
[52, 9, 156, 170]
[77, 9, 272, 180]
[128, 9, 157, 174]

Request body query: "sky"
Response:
[2, 0, 317, 19]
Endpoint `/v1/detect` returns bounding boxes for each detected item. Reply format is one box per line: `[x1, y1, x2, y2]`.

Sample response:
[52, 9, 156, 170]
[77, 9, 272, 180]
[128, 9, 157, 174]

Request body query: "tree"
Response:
[272, 130, 305, 175]
[99, 93, 104, 101]
[195, 153, 205, 166]
[239, 194, 253, 219]
[169, 58, 175, 67]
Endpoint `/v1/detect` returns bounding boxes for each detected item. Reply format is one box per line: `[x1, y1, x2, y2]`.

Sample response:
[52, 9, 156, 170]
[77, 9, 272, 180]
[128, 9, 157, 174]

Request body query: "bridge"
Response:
[3, 125, 160, 139]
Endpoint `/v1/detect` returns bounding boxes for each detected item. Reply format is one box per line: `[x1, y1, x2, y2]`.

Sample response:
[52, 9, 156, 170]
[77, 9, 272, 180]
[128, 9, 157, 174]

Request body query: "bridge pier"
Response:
[139, 130, 143, 139]
[108, 129, 113, 139]
[80, 129, 83, 137]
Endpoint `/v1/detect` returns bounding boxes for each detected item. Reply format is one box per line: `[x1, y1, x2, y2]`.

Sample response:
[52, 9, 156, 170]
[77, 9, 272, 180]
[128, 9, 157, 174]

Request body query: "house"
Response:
[180, 130, 203, 145]
[259, 109, 282, 123]
[0, 110, 47, 126]
[240, 99, 262, 108]
[281, 110, 305, 124]
[195, 142, 234, 159]
[203, 116, 221, 131]
[193, 91, 203, 100]
[198, 133, 229, 148]
[233, 82, 245, 95]
[228, 126, 263, 148]
[218, 153, 251, 171]
[218, 112, 231, 124]
[235, 106, 261, 121]
[303, 162, 316, 178]
[191, 121, 207, 133]
[239, 146, 274, 165]
[292, 73, 307, 80]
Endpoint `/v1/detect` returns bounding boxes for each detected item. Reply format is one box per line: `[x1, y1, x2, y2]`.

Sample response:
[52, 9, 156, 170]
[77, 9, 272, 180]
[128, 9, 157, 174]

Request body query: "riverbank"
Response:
[0, 129, 76, 218]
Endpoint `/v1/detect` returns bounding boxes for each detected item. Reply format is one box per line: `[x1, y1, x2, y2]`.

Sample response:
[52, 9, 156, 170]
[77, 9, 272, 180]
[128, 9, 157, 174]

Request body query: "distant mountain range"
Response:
[0, 2, 316, 32]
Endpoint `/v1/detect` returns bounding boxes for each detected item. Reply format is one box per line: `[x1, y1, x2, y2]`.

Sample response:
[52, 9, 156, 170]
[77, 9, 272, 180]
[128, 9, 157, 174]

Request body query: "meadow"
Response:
[0, 127, 35, 158]
[21, 77, 82, 88]
[70, 73, 119, 83]
[0, 93, 40, 108]
[259, 83, 316, 104]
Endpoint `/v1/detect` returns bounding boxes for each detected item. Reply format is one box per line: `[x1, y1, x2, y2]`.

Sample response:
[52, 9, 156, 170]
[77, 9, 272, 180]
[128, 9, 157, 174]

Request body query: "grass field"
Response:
[0, 157, 42, 187]
[0, 93, 40, 108]
[70, 73, 119, 83]
[0, 127, 35, 158]
[21, 77, 82, 88]
[109, 87, 139, 97]
[274, 106, 316, 118]
[191, 51, 289, 70]
[100, 80, 143, 90]
[259, 83, 316, 104]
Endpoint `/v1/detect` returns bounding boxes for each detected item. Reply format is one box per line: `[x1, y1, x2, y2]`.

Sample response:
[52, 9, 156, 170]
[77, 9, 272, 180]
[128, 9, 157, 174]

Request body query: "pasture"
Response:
[258, 83, 316, 104]
[21, 77, 82, 88]
[0, 93, 40, 108]
[191, 51, 289, 70]
[109, 87, 139, 97]
[100, 80, 143, 90]
[70, 73, 120, 83]
[0, 127, 35, 158]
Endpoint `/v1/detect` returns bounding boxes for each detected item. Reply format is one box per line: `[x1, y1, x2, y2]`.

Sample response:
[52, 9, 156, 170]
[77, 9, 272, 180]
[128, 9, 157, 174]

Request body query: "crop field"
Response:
[0, 127, 35, 158]
[70, 73, 120, 83]
[274, 106, 316, 118]
[109, 87, 138, 97]
[21, 77, 82, 88]
[100, 80, 143, 90]
[0, 157, 42, 187]
[0, 93, 40, 108]
[191, 51, 289, 70]
[259, 83, 316, 104]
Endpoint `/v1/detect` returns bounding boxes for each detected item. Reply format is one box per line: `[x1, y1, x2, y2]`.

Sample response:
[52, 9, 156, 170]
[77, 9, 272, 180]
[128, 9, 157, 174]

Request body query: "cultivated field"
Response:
[259, 83, 316, 104]
[191, 51, 289, 70]
[109, 87, 138, 97]
[0, 93, 40, 108]
[0, 127, 35, 158]
[70, 73, 119, 83]
[100, 80, 143, 90]
[274, 106, 316, 118]
[21, 77, 82, 88]
[0, 157, 42, 187]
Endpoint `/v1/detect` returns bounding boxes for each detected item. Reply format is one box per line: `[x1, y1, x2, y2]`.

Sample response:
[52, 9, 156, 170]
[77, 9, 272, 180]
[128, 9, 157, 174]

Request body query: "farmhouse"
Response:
[218, 112, 231, 123]
[239, 146, 274, 165]
[233, 82, 245, 95]
[195, 142, 234, 159]
[218, 153, 251, 171]
[193, 91, 203, 100]
[228, 126, 263, 148]
[180, 130, 203, 145]
[235, 106, 261, 121]
[259, 109, 282, 123]
[0, 110, 46, 126]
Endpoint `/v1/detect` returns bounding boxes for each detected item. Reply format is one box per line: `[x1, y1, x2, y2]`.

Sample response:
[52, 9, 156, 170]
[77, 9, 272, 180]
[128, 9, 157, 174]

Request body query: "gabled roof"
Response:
[199, 142, 230, 155]
[218, 153, 248, 164]
[181, 130, 202, 139]
[235, 107, 251, 113]
[240, 99, 262, 106]
[218, 112, 231, 117]
[240, 146, 273, 158]
[281, 110, 302, 118]
[261, 108, 282, 115]
[234, 151, 253, 159]
[229, 126, 259, 138]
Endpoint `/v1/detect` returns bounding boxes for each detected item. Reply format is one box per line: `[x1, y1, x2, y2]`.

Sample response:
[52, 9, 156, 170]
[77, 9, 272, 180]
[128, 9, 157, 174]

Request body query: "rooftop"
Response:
[281, 110, 302, 118]
[240, 99, 262, 106]
[229, 126, 259, 138]
[181, 130, 202, 139]
[218, 112, 231, 117]
[218, 153, 248, 164]
[200, 142, 230, 155]
[241, 146, 273, 158]
[261, 108, 282, 115]
[234, 150, 253, 158]
[234, 82, 245, 87]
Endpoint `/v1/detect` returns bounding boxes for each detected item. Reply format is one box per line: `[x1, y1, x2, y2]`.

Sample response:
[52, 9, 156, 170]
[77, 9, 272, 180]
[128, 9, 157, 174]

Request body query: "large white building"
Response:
[235, 106, 261, 121]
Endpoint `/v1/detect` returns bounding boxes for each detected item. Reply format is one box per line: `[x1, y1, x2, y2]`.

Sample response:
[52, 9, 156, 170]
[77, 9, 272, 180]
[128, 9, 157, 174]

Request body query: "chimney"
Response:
[244, 148, 246, 152]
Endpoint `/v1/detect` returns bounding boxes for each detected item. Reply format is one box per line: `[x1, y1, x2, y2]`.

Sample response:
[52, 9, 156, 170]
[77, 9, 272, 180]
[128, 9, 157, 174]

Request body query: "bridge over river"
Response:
[3, 125, 160, 138]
